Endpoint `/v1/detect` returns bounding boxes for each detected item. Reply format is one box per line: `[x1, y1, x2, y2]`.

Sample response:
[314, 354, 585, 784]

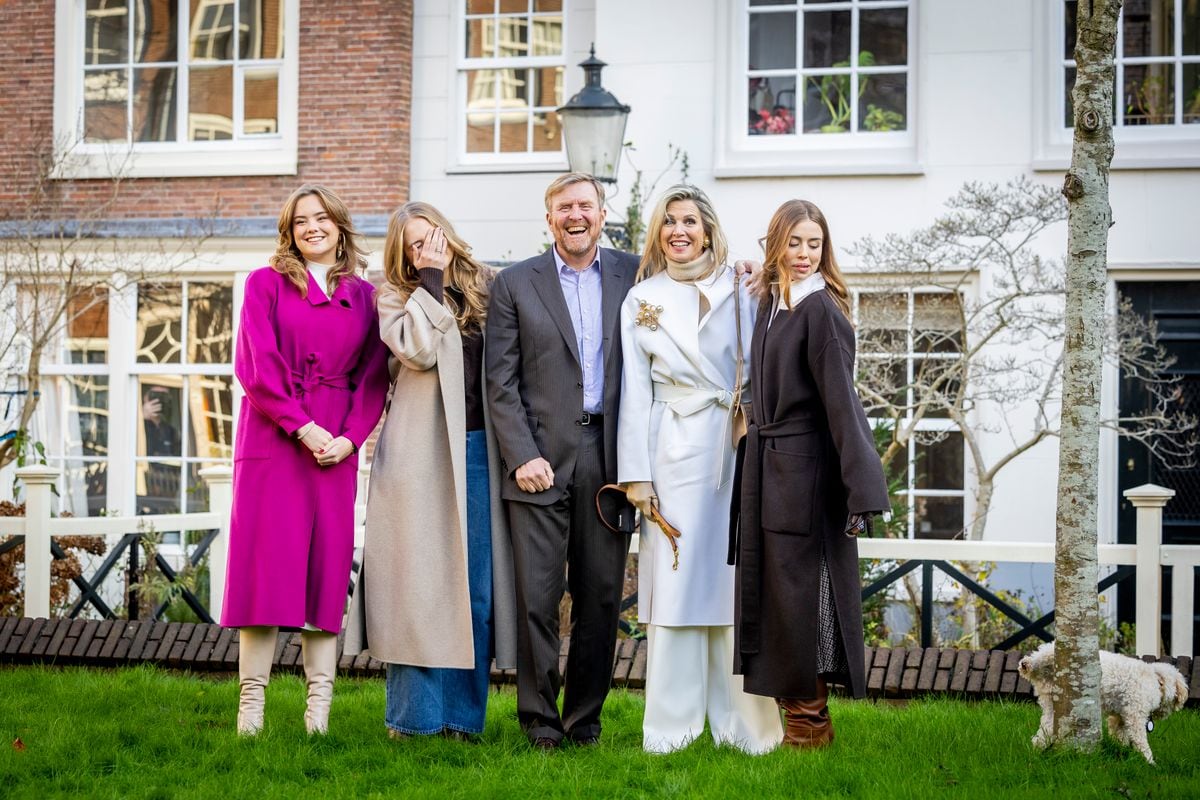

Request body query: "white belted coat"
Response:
[617, 264, 755, 627]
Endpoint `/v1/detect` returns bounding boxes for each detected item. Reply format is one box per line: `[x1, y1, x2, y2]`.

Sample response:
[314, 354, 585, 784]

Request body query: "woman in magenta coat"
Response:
[221, 183, 388, 736]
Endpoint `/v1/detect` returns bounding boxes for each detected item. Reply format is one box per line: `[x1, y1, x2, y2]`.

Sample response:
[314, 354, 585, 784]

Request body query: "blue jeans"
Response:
[385, 429, 494, 735]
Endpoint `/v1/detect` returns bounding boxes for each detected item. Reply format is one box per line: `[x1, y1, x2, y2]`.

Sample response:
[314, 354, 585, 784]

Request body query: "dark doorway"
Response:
[1116, 281, 1200, 654]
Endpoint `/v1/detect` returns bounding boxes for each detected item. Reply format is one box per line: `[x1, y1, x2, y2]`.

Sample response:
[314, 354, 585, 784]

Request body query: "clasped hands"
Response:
[297, 421, 354, 466]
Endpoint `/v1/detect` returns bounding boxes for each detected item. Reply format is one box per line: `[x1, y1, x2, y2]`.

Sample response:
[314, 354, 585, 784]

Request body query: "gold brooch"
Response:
[635, 299, 664, 331]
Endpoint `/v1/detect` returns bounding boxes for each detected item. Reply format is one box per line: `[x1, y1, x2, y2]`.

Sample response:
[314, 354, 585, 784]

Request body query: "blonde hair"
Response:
[638, 184, 729, 283]
[270, 184, 367, 297]
[382, 201, 493, 332]
[762, 199, 851, 321]
[544, 172, 607, 211]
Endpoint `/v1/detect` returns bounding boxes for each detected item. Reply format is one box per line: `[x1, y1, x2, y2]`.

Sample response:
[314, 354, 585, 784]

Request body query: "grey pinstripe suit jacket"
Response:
[485, 246, 639, 506]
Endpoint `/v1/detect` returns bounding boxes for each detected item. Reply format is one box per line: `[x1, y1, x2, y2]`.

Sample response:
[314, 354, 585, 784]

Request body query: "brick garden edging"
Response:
[3, 617, 1197, 707]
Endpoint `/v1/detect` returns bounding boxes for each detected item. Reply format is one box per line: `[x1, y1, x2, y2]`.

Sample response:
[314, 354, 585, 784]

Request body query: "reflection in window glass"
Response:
[189, 64, 234, 139]
[913, 495, 964, 540]
[187, 283, 234, 363]
[84, 69, 128, 142]
[68, 375, 110, 458]
[139, 378, 183, 458]
[239, 0, 284, 59]
[191, 375, 234, 460]
[137, 459, 182, 514]
[134, 0, 179, 63]
[190, 0, 235, 60]
[243, 67, 279, 134]
[137, 284, 183, 364]
[133, 66, 179, 142]
[66, 286, 110, 364]
[86, 0, 129, 65]
[62, 459, 110, 518]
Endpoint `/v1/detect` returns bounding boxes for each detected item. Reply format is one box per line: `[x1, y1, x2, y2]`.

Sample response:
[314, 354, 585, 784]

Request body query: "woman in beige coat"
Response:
[345, 201, 517, 739]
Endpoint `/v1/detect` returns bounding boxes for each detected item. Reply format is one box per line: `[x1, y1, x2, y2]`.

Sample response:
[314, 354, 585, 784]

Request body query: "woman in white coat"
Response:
[618, 185, 783, 754]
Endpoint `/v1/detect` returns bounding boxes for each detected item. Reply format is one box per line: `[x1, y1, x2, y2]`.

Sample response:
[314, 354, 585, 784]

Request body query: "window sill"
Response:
[714, 142, 923, 178]
[1033, 134, 1200, 172]
[444, 160, 569, 176]
[50, 145, 298, 180]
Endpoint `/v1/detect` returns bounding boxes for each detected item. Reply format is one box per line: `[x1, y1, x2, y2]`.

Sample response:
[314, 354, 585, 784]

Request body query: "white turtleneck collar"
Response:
[306, 260, 332, 296]
[771, 271, 826, 325]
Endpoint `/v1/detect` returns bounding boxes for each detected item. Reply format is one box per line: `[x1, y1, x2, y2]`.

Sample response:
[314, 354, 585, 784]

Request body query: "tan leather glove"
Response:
[622, 481, 657, 518]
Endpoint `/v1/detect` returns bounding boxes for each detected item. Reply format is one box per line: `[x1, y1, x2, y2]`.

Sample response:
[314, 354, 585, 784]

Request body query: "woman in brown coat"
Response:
[731, 199, 889, 748]
[344, 202, 517, 740]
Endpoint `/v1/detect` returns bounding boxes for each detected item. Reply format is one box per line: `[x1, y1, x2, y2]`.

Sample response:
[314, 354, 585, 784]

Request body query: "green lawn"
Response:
[2, 665, 1198, 799]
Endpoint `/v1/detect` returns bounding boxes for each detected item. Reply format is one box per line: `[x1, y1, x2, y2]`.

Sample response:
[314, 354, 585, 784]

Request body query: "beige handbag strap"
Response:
[731, 269, 745, 418]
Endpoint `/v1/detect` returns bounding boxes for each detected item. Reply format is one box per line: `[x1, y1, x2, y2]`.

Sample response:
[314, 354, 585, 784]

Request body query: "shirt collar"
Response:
[553, 245, 601, 276]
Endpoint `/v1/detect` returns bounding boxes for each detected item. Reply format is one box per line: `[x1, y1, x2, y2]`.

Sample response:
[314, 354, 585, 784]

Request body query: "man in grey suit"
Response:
[486, 172, 637, 749]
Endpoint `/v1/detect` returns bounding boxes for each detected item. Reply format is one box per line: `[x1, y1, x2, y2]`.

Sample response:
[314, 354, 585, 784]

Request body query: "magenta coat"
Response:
[220, 266, 388, 633]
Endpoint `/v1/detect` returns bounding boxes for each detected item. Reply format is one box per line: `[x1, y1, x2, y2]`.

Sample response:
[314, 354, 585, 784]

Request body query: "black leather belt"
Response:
[578, 412, 604, 426]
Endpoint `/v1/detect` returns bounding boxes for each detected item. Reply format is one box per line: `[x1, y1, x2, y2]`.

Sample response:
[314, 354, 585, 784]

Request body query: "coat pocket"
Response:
[760, 446, 818, 535]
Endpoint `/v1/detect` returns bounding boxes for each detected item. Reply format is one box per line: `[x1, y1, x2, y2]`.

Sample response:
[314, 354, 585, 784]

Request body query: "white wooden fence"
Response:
[5, 466, 1197, 657]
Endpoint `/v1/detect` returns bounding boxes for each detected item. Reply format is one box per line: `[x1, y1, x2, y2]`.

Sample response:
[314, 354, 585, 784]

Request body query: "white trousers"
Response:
[642, 624, 783, 754]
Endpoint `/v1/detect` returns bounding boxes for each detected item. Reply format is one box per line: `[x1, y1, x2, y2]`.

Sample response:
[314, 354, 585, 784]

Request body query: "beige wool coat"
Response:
[344, 281, 517, 669]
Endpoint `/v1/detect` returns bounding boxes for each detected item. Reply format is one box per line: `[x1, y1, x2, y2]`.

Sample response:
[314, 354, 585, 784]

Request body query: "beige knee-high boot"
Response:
[237, 626, 278, 735]
[301, 630, 338, 735]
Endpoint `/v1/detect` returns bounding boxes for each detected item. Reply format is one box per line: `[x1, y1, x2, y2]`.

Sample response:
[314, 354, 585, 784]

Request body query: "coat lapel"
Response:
[531, 252, 581, 366]
[601, 249, 629, 371]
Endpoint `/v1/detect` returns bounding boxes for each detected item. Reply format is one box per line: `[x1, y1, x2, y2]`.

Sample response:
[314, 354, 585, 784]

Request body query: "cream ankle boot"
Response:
[301, 630, 338, 735]
[236, 626, 278, 735]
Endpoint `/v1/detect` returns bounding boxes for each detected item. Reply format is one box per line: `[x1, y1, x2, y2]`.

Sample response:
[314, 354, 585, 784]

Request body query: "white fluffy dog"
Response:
[1018, 642, 1189, 763]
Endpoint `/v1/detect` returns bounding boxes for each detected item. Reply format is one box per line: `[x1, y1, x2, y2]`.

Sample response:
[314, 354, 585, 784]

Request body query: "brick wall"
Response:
[0, 0, 413, 222]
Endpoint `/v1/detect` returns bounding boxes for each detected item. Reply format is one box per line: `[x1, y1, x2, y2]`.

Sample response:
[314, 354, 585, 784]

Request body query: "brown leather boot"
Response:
[778, 678, 834, 748]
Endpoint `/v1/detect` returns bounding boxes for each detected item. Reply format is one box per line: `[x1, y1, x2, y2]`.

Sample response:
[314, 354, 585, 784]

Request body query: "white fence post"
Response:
[200, 465, 233, 624]
[16, 465, 61, 619]
[1123, 483, 1175, 657]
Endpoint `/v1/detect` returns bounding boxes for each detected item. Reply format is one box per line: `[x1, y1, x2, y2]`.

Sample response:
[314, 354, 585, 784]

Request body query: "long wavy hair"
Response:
[270, 184, 368, 298]
[762, 199, 851, 321]
[382, 201, 493, 332]
[637, 184, 729, 283]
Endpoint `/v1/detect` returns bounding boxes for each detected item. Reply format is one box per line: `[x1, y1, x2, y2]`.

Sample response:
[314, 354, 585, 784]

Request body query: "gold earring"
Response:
[336, 235, 345, 259]
[703, 236, 711, 248]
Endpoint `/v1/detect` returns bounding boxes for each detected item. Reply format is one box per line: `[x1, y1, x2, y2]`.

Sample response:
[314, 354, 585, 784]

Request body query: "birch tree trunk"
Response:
[1052, 0, 1121, 751]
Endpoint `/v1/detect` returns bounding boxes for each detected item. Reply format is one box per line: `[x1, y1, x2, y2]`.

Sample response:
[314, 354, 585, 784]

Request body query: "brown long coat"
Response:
[732, 290, 889, 699]
[344, 283, 517, 669]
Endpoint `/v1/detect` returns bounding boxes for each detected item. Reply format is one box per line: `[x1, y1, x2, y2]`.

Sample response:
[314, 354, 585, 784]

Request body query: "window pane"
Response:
[190, 375, 234, 459]
[530, 65, 562, 108]
[86, 0, 129, 65]
[858, 72, 906, 131]
[239, 0, 284, 59]
[534, 0, 562, 12]
[1064, 65, 1077, 126]
[84, 69, 128, 142]
[67, 286, 109, 364]
[1064, 0, 1077, 59]
[137, 284, 182, 364]
[189, 0, 235, 61]
[134, 0, 178, 63]
[139, 378, 183, 458]
[532, 109, 562, 151]
[500, 116, 529, 152]
[803, 72, 851, 132]
[1122, 0, 1174, 58]
[60, 459, 109, 518]
[495, 17, 529, 58]
[913, 358, 959, 418]
[749, 76, 797, 135]
[187, 282, 234, 363]
[1123, 62, 1175, 124]
[802, 10, 850, 68]
[186, 463, 221, 513]
[913, 495, 964, 540]
[749, 12, 796, 70]
[859, 293, 907, 353]
[915, 433, 964, 490]
[467, 113, 495, 152]
[467, 68, 496, 109]
[495, 67, 529, 107]
[136, 460, 181, 514]
[466, 0, 494, 13]
[67, 375, 109, 457]
[188, 65, 234, 139]
[913, 293, 963, 353]
[858, 356, 907, 412]
[133, 66, 178, 142]
[243, 67, 279, 134]
[465, 18, 494, 58]
[1185, 0, 1200, 55]
[1185, 64, 1200, 123]
[498, 0, 526, 12]
[530, 14, 563, 56]
[860, 7, 907, 66]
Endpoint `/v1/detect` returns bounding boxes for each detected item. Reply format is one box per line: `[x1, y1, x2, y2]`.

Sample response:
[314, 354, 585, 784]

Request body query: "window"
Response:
[54, 0, 299, 178]
[1036, 0, 1200, 169]
[855, 290, 966, 540]
[34, 279, 234, 523]
[718, 0, 918, 176]
[456, 0, 566, 168]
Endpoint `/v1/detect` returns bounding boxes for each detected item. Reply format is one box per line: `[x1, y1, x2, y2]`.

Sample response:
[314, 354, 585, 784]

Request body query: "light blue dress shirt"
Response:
[553, 246, 605, 414]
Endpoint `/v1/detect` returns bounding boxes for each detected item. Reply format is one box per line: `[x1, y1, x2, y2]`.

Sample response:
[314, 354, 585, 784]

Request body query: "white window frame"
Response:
[446, 0, 569, 174]
[715, 0, 921, 178]
[852, 287, 969, 540]
[52, 0, 300, 179]
[1034, 0, 1200, 171]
